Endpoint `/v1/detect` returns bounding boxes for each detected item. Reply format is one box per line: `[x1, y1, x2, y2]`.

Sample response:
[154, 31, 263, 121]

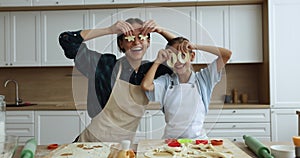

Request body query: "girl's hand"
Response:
[141, 19, 164, 36]
[155, 49, 171, 64]
[109, 20, 135, 36]
[178, 40, 195, 53]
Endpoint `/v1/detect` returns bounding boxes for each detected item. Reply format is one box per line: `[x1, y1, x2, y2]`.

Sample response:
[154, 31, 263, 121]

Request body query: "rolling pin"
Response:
[243, 135, 274, 158]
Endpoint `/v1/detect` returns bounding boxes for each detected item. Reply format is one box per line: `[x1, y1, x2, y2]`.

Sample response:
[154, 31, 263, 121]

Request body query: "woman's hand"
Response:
[109, 20, 135, 36]
[141, 19, 164, 35]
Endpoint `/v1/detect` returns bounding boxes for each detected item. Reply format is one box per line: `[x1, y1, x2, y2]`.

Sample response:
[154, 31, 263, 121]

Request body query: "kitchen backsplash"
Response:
[0, 64, 265, 104]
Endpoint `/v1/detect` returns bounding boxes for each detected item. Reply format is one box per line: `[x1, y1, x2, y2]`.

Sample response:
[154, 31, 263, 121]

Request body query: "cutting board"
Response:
[43, 142, 118, 158]
[136, 139, 252, 158]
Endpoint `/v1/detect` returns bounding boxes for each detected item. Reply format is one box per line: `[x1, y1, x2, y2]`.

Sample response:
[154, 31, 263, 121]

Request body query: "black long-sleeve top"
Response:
[59, 30, 172, 118]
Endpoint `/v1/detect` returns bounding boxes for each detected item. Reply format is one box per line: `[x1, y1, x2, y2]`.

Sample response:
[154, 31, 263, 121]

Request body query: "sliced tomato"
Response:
[47, 143, 59, 150]
[167, 140, 181, 147]
[195, 139, 208, 145]
[211, 139, 223, 146]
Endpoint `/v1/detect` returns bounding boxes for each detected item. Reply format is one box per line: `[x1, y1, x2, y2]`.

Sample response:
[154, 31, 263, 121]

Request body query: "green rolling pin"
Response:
[243, 135, 274, 158]
[21, 138, 37, 158]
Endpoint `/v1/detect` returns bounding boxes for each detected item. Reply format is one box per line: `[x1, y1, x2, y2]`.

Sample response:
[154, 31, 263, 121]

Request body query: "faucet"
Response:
[4, 80, 22, 105]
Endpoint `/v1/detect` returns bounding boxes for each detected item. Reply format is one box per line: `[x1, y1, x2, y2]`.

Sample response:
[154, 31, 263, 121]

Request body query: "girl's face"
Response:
[119, 23, 150, 63]
[168, 43, 194, 76]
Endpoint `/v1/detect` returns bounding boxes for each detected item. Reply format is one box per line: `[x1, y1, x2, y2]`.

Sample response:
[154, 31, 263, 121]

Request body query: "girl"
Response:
[141, 37, 232, 139]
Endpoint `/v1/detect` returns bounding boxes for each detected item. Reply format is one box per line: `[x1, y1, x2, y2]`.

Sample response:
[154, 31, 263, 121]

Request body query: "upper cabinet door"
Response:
[41, 10, 88, 66]
[0, 12, 10, 67]
[10, 12, 41, 67]
[229, 5, 263, 63]
[196, 6, 229, 64]
[269, 0, 300, 108]
[145, 7, 196, 61]
[0, 0, 32, 6]
[88, 9, 118, 57]
[33, 0, 84, 6]
[85, 0, 143, 5]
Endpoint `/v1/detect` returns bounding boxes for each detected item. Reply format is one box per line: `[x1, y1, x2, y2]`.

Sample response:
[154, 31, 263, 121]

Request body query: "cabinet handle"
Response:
[232, 110, 236, 113]
[5, 63, 8, 66]
[233, 138, 237, 142]
[10, 63, 12, 66]
[56, 1, 59, 4]
[232, 125, 236, 128]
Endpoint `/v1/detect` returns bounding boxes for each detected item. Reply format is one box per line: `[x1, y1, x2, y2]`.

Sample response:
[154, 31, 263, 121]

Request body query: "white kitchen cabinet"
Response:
[145, 110, 166, 139]
[0, 12, 9, 67]
[195, 6, 229, 64]
[133, 116, 146, 144]
[88, 9, 119, 57]
[41, 10, 88, 66]
[269, 0, 300, 108]
[9, 12, 41, 67]
[0, 0, 32, 6]
[145, 7, 196, 61]
[145, 0, 196, 3]
[204, 109, 271, 141]
[5, 111, 35, 145]
[35, 111, 86, 145]
[271, 109, 298, 141]
[33, 0, 83, 6]
[229, 5, 263, 63]
[85, 0, 143, 5]
[269, 0, 300, 142]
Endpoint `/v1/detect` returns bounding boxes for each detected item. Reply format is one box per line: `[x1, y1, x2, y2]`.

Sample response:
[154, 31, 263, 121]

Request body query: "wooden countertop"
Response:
[5, 102, 270, 111]
[12, 141, 292, 158]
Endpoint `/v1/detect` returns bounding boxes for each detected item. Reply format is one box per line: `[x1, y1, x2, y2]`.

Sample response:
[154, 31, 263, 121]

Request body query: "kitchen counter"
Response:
[6, 102, 270, 111]
[12, 141, 292, 158]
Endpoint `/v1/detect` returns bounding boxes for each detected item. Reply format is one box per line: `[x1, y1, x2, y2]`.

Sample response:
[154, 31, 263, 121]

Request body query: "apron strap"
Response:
[116, 63, 122, 80]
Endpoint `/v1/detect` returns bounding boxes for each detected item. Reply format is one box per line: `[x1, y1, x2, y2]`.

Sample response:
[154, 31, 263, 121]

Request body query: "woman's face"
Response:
[119, 23, 150, 63]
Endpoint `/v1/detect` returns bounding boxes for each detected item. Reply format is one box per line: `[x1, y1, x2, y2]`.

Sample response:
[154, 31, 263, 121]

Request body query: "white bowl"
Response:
[270, 145, 295, 158]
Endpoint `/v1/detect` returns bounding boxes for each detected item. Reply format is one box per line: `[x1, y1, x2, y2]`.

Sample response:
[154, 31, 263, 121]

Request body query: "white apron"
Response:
[162, 82, 207, 139]
[78, 65, 148, 142]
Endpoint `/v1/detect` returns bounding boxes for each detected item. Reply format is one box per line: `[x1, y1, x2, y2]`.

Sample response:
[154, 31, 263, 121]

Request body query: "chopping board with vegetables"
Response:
[136, 139, 252, 158]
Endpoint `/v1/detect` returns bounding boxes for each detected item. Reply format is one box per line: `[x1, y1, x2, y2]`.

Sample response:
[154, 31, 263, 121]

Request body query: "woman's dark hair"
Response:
[117, 18, 151, 53]
[166, 37, 189, 49]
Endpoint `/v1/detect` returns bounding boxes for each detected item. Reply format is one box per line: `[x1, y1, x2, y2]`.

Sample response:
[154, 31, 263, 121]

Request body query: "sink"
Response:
[6, 103, 37, 107]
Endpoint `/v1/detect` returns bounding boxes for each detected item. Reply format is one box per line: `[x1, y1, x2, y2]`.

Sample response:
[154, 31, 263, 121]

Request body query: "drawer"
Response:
[209, 137, 271, 142]
[6, 123, 34, 136]
[204, 123, 270, 137]
[6, 111, 34, 123]
[205, 109, 270, 123]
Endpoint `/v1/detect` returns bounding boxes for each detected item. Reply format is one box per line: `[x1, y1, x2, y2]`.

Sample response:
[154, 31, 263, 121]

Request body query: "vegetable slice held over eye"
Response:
[177, 51, 190, 64]
[124, 36, 135, 42]
[139, 34, 148, 40]
[167, 53, 177, 68]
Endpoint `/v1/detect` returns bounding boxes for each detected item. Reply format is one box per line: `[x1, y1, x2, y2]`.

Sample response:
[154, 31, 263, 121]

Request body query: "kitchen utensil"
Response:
[243, 135, 274, 158]
[270, 145, 295, 158]
[21, 138, 37, 158]
[0, 135, 18, 158]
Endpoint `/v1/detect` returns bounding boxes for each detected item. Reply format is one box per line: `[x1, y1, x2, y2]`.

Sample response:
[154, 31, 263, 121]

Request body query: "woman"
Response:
[141, 37, 232, 139]
[59, 18, 175, 142]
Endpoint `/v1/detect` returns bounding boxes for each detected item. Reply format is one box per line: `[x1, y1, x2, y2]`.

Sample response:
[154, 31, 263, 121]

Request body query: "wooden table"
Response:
[13, 141, 293, 158]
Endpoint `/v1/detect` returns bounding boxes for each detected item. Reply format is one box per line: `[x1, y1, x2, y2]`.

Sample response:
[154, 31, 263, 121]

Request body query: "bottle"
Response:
[0, 95, 6, 136]
[117, 140, 134, 158]
[21, 138, 37, 158]
[0, 95, 6, 151]
[232, 89, 238, 104]
[243, 135, 274, 158]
